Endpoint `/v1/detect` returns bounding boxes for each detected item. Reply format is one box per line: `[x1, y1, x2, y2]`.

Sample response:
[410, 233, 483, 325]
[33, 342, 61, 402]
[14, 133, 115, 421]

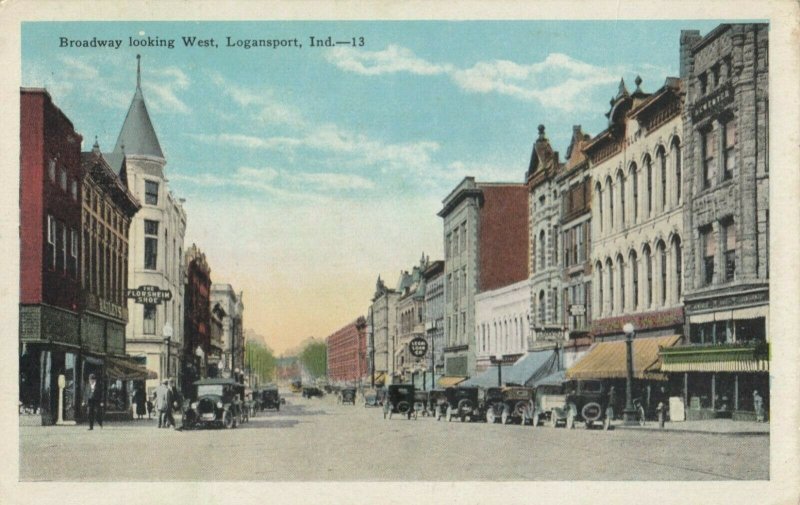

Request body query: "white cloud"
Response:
[287, 172, 375, 190]
[325, 44, 452, 76]
[327, 46, 624, 112]
[145, 66, 191, 114]
[210, 71, 305, 128]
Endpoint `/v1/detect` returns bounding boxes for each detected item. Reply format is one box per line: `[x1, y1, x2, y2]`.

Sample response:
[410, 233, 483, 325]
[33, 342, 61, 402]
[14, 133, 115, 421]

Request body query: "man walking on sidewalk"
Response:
[155, 379, 173, 428]
[83, 374, 103, 430]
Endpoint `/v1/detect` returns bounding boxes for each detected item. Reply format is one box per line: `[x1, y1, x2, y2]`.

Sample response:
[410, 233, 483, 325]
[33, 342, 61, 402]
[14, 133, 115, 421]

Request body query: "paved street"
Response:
[20, 391, 768, 481]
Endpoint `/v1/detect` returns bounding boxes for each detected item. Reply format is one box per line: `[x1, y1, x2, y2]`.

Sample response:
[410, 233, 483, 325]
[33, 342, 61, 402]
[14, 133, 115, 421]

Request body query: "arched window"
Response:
[596, 183, 604, 233]
[617, 254, 625, 311]
[539, 230, 546, 270]
[596, 262, 604, 316]
[607, 176, 614, 230]
[606, 258, 614, 314]
[673, 235, 683, 300]
[657, 146, 667, 212]
[630, 250, 639, 310]
[538, 290, 546, 324]
[645, 155, 653, 217]
[644, 245, 652, 308]
[630, 163, 639, 223]
[657, 240, 667, 306]
[617, 171, 625, 226]
[672, 138, 682, 205]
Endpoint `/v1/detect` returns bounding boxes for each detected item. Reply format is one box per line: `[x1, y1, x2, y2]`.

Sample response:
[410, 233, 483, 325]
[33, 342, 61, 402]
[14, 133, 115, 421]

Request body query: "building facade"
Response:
[527, 125, 568, 345]
[115, 57, 188, 394]
[660, 25, 770, 420]
[183, 244, 211, 391]
[326, 317, 368, 385]
[586, 76, 686, 342]
[369, 276, 398, 383]
[393, 255, 428, 380]
[438, 177, 528, 378]
[423, 260, 445, 376]
[475, 279, 532, 372]
[210, 284, 245, 375]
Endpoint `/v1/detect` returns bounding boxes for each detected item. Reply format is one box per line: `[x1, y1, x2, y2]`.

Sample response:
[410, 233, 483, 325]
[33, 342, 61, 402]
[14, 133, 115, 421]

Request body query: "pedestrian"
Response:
[606, 386, 616, 421]
[155, 379, 173, 428]
[753, 390, 765, 422]
[133, 385, 146, 420]
[656, 385, 669, 428]
[83, 373, 103, 430]
[167, 378, 181, 429]
[146, 391, 154, 419]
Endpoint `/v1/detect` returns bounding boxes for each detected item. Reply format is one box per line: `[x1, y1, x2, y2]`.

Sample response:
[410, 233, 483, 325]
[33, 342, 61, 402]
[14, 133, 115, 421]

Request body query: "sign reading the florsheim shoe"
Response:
[126, 285, 172, 304]
[408, 337, 428, 358]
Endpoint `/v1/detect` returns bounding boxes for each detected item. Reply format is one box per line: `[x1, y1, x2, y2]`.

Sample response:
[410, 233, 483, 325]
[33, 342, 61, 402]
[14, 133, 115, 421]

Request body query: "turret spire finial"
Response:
[136, 54, 141, 89]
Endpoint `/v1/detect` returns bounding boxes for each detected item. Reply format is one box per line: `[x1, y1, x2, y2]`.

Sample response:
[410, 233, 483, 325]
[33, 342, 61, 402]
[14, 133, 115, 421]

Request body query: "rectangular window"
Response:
[145, 180, 159, 205]
[143, 304, 156, 334]
[702, 129, 716, 188]
[47, 215, 56, 270]
[71, 180, 78, 201]
[701, 226, 716, 285]
[445, 233, 451, 259]
[48, 159, 56, 183]
[723, 219, 736, 282]
[60, 223, 67, 273]
[460, 223, 467, 252]
[70, 228, 78, 278]
[144, 219, 159, 270]
[724, 118, 736, 180]
[452, 229, 459, 256]
[59, 167, 67, 192]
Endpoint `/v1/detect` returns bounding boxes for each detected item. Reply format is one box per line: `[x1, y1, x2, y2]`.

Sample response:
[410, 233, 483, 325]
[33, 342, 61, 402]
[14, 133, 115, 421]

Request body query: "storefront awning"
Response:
[463, 350, 560, 388]
[531, 369, 566, 387]
[566, 335, 681, 381]
[462, 365, 512, 387]
[106, 356, 154, 380]
[437, 376, 467, 387]
[659, 343, 769, 373]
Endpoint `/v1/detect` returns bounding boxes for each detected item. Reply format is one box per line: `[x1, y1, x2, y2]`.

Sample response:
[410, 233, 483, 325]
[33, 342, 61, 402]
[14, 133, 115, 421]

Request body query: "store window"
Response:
[47, 215, 57, 270]
[702, 129, 716, 189]
[723, 218, 736, 282]
[48, 159, 56, 183]
[701, 226, 715, 285]
[630, 162, 639, 222]
[723, 118, 736, 181]
[630, 250, 639, 310]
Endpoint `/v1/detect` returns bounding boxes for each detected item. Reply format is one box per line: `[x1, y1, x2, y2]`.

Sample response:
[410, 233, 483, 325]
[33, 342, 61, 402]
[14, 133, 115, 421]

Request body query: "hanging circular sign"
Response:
[408, 337, 428, 358]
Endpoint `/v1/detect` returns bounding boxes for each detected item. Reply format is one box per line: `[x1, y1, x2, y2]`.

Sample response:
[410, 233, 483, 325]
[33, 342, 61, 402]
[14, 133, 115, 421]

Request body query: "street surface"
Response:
[20, 391, 768, 481]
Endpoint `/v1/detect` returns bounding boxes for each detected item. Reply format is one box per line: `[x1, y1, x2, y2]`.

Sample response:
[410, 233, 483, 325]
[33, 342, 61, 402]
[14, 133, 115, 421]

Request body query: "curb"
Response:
[611, 424, 770, 436]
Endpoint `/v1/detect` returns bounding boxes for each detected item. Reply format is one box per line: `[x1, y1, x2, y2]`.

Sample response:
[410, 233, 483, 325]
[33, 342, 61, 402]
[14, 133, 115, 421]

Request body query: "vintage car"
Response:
[290, 380, 303, 393]
[535, 379, 611, 430]
[364, 388, 385, 408]
[302, 386, 324, 398]
[441, 386, 482, 422]
[261, 385, 281, 411]
[427, 389, 448, 417]
[530, 383, 567, 427]
[412, 390, 429, 416]
[182, 378, 246, 429]
[383, 384, 417, 420]
[485, 386, 534, 425]
[338, 387, 357, 405]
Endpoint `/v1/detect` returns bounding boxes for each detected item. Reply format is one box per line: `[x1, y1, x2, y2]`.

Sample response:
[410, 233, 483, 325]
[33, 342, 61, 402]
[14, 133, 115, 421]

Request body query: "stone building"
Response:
[423, 260, 445, 376]
[660, 24, 770, 420]
[114, 56, 187, 394]
[438, 177, 528, 379]
[210, 284, 245, 375]
[393, 255, 429, 380]
[326, 317, 368, 385]
[527, 125, 567, 344]
[585, 76, 685, 342]
[475, 279, 531, 372]
[368, 276, 398, 384]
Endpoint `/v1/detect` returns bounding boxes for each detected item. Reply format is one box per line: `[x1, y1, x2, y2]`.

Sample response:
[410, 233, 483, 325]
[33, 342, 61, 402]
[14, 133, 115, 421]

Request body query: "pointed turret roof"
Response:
[113, 55, 164, 160]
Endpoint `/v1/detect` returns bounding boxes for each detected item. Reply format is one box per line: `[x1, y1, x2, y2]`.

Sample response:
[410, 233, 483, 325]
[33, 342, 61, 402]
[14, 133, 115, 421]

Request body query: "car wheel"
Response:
[486, 408, 496, 424]
[532, 412, 539, 427]
[223, 411, 234, 429]
[460, 413, 466, 423]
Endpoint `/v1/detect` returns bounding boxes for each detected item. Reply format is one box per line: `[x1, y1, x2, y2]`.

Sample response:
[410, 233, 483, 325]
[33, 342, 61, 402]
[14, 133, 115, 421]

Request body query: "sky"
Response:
[21, 20, 726, 354]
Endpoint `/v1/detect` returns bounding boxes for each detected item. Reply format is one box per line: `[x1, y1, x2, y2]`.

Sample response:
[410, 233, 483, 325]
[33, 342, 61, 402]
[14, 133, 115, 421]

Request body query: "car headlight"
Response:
[217, 401, 223, 409]
[191, 402, 198, 409]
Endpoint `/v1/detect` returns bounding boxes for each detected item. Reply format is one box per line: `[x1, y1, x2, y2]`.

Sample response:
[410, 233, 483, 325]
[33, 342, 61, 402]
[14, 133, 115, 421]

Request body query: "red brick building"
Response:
[326, 317, 368, 384]
[478, 185, 530, 292]
[183, 244, 211, 390]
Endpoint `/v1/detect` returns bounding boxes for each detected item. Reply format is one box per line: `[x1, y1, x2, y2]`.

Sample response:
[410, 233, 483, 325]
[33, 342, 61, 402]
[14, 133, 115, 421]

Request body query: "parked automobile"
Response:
[363, 388, 382, 408]
[182, 378, 246, 429]
[302, 386, 324, 398]
[290, 380, 302, 393]
[442, 386, 482, 422]
[534, 379, 611, 430]
[339, 387, 357, 405]
[530, 383, 567, 427]
[485, 386, 534, 425]
[383, 384, 416, 420]
[261, 385, 281, 411]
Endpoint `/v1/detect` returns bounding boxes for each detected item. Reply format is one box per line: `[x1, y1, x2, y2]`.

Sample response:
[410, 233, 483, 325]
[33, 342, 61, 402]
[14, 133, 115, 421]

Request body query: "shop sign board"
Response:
[126, 285, 172, 305]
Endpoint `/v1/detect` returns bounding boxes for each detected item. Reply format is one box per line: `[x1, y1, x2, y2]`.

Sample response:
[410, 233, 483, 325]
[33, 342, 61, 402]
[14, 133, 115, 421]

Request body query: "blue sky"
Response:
[22, 20, 725, 353]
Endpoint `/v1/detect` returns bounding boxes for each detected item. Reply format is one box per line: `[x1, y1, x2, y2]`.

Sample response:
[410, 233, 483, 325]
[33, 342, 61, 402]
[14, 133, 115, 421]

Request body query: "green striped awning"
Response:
[659, 343, 769, 373]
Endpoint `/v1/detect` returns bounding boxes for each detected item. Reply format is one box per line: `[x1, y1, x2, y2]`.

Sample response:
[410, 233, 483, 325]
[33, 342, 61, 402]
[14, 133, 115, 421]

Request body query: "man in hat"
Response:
[155, 379, 173, 428]
[83, 373, 103, 430]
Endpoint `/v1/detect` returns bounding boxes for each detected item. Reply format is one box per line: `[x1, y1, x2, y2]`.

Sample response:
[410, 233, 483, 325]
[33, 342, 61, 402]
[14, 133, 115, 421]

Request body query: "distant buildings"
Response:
[326, 317, 368, 385]
[183, 244, 211, 391]
[210, 284, 245, 375]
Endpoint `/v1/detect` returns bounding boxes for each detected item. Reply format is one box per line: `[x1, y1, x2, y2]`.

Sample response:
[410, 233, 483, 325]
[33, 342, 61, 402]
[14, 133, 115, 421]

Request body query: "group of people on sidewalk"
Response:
[83, 376, 183, 431]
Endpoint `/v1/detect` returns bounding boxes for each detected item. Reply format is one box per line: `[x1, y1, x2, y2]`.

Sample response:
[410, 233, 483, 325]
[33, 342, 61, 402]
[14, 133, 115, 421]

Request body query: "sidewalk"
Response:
[612, 418, 770, 436]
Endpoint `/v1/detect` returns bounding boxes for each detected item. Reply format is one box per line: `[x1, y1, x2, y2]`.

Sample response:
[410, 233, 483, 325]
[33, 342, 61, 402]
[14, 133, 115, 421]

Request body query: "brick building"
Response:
[326, 317, 368, 385]
[183, 244, 211, 391]
[660, 24, 770, 421]
[423, 260, 445, 376]
[438, 177, 528, 378]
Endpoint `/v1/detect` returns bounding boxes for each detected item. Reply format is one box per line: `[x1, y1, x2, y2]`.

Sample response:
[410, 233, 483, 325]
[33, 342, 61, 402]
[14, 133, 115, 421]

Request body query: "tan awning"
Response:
[438, 376, 468, 387]
[566, 335, 681, 381]
[106, 356, 154, 380]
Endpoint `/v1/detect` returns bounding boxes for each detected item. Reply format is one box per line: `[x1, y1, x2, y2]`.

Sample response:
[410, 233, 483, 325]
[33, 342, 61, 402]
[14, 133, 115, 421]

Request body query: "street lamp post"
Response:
[495, 353, 503, 387]
[163, 323, 173, 381]
[622, 323, 637, 425]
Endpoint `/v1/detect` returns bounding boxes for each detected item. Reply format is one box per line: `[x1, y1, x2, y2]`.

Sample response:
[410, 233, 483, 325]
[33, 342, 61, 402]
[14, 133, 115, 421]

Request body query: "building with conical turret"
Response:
[110, 55, 187, 395]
